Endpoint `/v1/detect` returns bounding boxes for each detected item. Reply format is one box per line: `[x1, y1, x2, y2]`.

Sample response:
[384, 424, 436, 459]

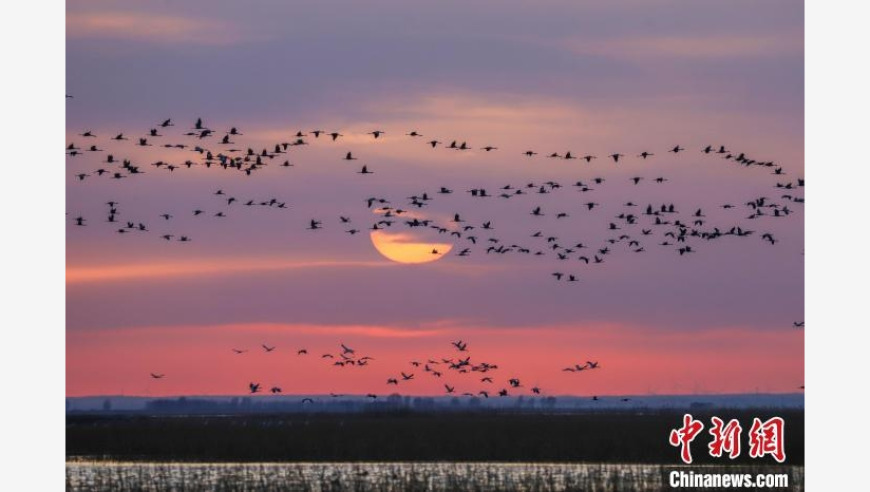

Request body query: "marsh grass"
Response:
[66, 462, 804, 492]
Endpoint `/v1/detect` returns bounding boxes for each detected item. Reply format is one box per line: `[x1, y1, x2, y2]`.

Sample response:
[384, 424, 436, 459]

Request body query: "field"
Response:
[67, 409, 803, 464]
[67, 410, 803, 490]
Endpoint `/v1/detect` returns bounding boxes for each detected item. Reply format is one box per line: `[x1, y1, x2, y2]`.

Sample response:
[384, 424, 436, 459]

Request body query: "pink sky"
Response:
[67, 322, 803, 397]
[66, 0, 803, 397]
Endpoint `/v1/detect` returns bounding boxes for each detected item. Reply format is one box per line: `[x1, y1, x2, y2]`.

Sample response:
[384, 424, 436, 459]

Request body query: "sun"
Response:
[370, 230, 453, 264]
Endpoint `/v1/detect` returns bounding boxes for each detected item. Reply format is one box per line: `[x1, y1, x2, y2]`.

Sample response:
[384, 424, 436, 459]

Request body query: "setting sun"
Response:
[370, 230, 452, 264]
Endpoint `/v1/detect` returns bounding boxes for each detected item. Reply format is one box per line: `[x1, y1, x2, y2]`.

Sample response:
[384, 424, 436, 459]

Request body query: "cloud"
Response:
[248, 91, 605, 150]
[373, 92, 598, 133]
[247, 323, 449, 339]
[562, 34, 802, 60]
[66, 12, 246, 46]
[67, 257, 394, 284]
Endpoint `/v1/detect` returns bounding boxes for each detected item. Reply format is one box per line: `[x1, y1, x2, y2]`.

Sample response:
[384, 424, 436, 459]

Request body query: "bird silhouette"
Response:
[66, 118, 801, 403]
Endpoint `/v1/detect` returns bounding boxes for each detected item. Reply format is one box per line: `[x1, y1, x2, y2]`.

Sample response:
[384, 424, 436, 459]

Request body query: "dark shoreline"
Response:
[67, 409, 803, 465]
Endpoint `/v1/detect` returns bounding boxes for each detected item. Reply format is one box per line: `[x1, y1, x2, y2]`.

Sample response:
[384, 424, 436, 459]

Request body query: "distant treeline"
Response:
[72, 394, 563, 415]
[67, 409, 803, 464]
[67, 393, 803, 415]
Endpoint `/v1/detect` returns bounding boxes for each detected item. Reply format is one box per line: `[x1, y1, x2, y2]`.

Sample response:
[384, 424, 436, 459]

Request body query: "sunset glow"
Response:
[66, 0, 803, 399]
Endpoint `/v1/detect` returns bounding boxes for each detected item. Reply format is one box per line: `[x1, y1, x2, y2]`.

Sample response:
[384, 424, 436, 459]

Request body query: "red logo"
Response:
[669, 414, 786, 464]
[708, 417, 742, 459]
[748, 417, 786, 463]
[669, 414, 705, 464]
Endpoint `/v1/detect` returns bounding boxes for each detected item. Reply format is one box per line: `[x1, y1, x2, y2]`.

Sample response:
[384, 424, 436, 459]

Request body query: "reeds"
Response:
[66, 462, 804, 492]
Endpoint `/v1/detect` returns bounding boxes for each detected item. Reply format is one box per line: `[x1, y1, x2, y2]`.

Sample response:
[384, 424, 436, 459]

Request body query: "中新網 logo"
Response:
[669, 414, 785, 464]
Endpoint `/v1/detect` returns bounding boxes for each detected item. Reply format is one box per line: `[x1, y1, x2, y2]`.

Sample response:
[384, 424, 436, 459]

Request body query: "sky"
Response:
[66, 0, 804, 398]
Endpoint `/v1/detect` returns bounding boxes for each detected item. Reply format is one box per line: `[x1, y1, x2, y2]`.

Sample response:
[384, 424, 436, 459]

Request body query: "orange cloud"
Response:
[67, 258, 393, 284]
[252, 323, 449, 339]
[562, 34, 802, 59]
[67, 253, 500, 284]
[66, 12, 247, 45]
[245, 91, 606, 161]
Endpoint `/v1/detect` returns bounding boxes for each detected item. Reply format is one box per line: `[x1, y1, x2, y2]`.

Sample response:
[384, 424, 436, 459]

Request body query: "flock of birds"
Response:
[68, 113, 804, 399]
[148, 338, 614, 402]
